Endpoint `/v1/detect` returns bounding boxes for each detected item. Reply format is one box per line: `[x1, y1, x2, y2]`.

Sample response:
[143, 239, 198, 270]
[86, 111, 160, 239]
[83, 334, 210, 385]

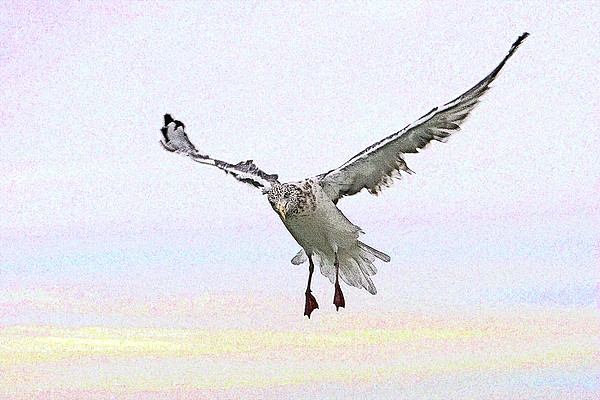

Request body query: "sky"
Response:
[1, 1, 599, 399]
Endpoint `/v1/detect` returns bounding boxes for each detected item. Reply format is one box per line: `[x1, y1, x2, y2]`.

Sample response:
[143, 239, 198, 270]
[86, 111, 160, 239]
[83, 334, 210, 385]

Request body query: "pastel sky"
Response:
[1, 1, 599, 399]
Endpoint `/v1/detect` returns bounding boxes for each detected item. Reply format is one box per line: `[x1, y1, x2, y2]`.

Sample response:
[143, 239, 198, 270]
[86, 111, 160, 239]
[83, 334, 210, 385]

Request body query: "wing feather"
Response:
[160, 114, 279, 190]
[318, 33, 529, 203]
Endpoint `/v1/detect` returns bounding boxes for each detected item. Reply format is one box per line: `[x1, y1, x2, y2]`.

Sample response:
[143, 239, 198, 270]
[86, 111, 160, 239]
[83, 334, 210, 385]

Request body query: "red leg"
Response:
[304, 255, 319, 318]
[333, 252, 345, 310]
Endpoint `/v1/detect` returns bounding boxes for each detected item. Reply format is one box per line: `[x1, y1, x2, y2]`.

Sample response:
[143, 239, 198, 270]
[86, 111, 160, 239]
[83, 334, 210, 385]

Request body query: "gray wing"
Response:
[318, 33, 529, 204]
[160, 114, 280, 190]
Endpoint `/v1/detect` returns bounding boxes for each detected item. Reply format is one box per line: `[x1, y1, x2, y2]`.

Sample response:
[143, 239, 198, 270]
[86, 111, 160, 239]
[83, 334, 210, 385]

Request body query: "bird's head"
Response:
[266, 183, 301, 221]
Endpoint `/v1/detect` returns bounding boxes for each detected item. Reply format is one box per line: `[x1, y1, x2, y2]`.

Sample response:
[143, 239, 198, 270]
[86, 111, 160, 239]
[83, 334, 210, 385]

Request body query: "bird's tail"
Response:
[313, 242, 389, 295]
[291, 242, 390, 295]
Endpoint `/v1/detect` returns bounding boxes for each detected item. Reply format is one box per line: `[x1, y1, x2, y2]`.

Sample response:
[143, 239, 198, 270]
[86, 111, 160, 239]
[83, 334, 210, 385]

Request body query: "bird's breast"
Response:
[281, 179, 362, 252]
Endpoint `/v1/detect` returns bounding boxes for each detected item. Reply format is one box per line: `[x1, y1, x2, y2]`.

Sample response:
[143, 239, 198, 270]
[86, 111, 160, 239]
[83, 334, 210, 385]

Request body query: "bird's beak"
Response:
[278, 204, 286, 221]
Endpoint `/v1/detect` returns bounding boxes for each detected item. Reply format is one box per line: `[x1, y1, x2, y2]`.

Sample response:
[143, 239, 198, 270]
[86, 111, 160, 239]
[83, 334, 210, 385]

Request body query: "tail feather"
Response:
[291, 249, 307, 265]
[354, 254, 376, 276]
[290, 242, 389, 295]
[357, 241, 391, 263]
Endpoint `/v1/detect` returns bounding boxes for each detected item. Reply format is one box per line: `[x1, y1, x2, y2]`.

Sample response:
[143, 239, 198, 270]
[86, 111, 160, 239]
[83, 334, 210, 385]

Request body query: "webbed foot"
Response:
[333, 281, 345, 311]
[304, 291, 319, 318]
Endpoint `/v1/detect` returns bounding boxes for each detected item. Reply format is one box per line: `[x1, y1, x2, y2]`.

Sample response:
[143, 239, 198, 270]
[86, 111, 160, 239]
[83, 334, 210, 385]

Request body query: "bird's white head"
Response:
[266, 183, 301, 221]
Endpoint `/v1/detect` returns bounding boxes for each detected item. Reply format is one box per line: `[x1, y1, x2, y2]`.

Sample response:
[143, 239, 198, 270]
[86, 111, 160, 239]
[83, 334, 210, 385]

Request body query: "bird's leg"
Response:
[304, 255, 319, 318]
[333, 252, 345, 310]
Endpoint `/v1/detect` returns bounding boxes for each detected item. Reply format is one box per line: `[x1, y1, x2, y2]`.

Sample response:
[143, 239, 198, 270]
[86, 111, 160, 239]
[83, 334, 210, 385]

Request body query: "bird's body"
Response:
[280, 180, 356, 254]
[159, 33, 529, 317]
[274, 179, 387, 296]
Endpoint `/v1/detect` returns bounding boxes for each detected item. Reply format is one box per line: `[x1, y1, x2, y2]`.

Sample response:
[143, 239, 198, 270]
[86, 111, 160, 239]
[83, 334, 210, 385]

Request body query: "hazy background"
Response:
[1, 1, 599, 399]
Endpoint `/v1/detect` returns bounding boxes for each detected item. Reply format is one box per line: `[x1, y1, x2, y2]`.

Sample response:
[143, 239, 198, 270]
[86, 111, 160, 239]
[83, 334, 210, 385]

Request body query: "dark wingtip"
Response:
[510, 32, 530, 54]
[164, 114, 174, 126]
[160, 126, 169, 141]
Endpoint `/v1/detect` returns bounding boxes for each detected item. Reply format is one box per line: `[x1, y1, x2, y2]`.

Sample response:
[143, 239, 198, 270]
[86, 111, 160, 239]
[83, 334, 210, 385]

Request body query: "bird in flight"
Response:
[160, 33, 529, 318]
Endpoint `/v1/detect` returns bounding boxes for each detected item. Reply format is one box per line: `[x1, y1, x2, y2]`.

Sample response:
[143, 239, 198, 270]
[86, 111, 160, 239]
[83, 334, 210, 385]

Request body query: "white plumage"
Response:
[159, 33, 529, 317]
[279, 179, 387, 295]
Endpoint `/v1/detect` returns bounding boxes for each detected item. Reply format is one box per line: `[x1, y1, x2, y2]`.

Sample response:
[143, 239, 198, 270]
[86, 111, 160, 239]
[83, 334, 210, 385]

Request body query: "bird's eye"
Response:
[284, 193, 289, 198]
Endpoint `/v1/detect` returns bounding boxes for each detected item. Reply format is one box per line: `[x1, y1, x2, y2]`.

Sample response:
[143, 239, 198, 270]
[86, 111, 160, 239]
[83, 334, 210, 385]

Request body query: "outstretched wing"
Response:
[317, 33, 529, 204]
[160, 114, 280, 190]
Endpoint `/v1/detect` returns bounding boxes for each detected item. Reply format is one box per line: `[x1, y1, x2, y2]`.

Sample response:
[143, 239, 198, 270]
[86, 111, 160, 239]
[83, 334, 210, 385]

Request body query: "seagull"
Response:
[160, 33, 529, 318]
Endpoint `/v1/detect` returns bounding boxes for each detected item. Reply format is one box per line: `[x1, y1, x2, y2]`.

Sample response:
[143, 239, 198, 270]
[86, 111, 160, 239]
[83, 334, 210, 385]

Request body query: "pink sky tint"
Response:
[2, 1, 599, 236]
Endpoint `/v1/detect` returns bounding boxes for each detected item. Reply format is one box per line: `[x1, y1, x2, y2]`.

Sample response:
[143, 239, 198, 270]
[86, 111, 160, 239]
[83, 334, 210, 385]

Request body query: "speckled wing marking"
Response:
[160, 114, 279, 190]
[317, 33, 529, 204]
[296, 180, 317, 214]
